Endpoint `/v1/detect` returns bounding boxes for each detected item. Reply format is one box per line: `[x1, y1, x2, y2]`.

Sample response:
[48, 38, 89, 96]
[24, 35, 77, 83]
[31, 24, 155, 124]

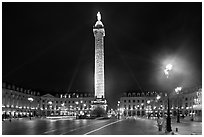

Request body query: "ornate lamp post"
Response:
[156, 95, 161, 118]
[147, 100, 151, 119]
[117, 101, 120, 119]
[48, 101, 52, 116]
[164, 64, 173, 132]
[28, 97, 34, 119]
[175, 87, 182, 123]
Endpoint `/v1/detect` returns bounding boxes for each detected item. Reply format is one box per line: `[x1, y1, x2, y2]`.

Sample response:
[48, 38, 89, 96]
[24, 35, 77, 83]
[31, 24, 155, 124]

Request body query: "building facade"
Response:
[2, 82, 41, 118]
[2, 82, 95, 118]
[118, 87, 202, 121]
[40, 93, 94, 117]
[118, 90, 167, 118]
[169, 86, 202, 121]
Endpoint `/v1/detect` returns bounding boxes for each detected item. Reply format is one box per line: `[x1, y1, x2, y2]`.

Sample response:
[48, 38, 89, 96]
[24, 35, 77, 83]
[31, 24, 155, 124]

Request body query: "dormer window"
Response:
[128, 93, 131, 97]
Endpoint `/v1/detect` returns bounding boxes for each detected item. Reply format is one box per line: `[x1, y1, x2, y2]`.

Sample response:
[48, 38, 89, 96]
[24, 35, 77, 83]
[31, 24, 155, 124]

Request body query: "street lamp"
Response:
[156, 95, 161, 100]
[175, 87, 182, 123]
[48, 101, 52, 116]
[75, 101, 79, 117]
[156, 95, 161, 118]
[164, 64, 173, 132]
[117, 101, 120, 119]
[28, 97, 34, 119]
[147, 100, 151, 119]
[164, 64, 173, 78]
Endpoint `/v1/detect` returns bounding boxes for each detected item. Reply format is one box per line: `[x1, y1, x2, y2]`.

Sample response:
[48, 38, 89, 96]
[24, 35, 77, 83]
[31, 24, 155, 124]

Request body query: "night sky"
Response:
[3, 2, 202, 109]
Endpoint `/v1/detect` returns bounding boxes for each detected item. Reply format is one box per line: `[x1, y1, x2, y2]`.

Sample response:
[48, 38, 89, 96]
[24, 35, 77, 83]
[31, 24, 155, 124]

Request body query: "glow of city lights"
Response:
[48, 101, 52, 105]
[28, 97, 34, 102]
[147, 100, 151, 104]
[164, 64, 173, 78]
[156, 95, 161, 100]
[166, 64, 173, 71]
[175, 87, 182, 94]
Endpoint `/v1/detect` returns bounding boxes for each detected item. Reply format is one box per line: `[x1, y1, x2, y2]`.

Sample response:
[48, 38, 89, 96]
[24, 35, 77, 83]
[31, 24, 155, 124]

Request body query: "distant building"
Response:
[2, 82, 41, 118]
[2, 82, 94, 118]
[118, 90, 167, 118]
[118, 87, 202, 121]
[40, 93, 94, 117]
[2, 82, 201, 121]
[169, 86, 202, 121]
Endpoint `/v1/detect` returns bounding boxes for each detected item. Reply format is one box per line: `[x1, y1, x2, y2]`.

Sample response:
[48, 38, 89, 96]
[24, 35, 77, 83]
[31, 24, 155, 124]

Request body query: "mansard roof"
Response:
[122, 89, 163, 97]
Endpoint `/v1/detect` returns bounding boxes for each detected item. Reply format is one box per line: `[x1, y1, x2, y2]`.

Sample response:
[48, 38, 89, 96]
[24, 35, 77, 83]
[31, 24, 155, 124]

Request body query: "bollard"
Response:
[176, 128, 178, 132]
